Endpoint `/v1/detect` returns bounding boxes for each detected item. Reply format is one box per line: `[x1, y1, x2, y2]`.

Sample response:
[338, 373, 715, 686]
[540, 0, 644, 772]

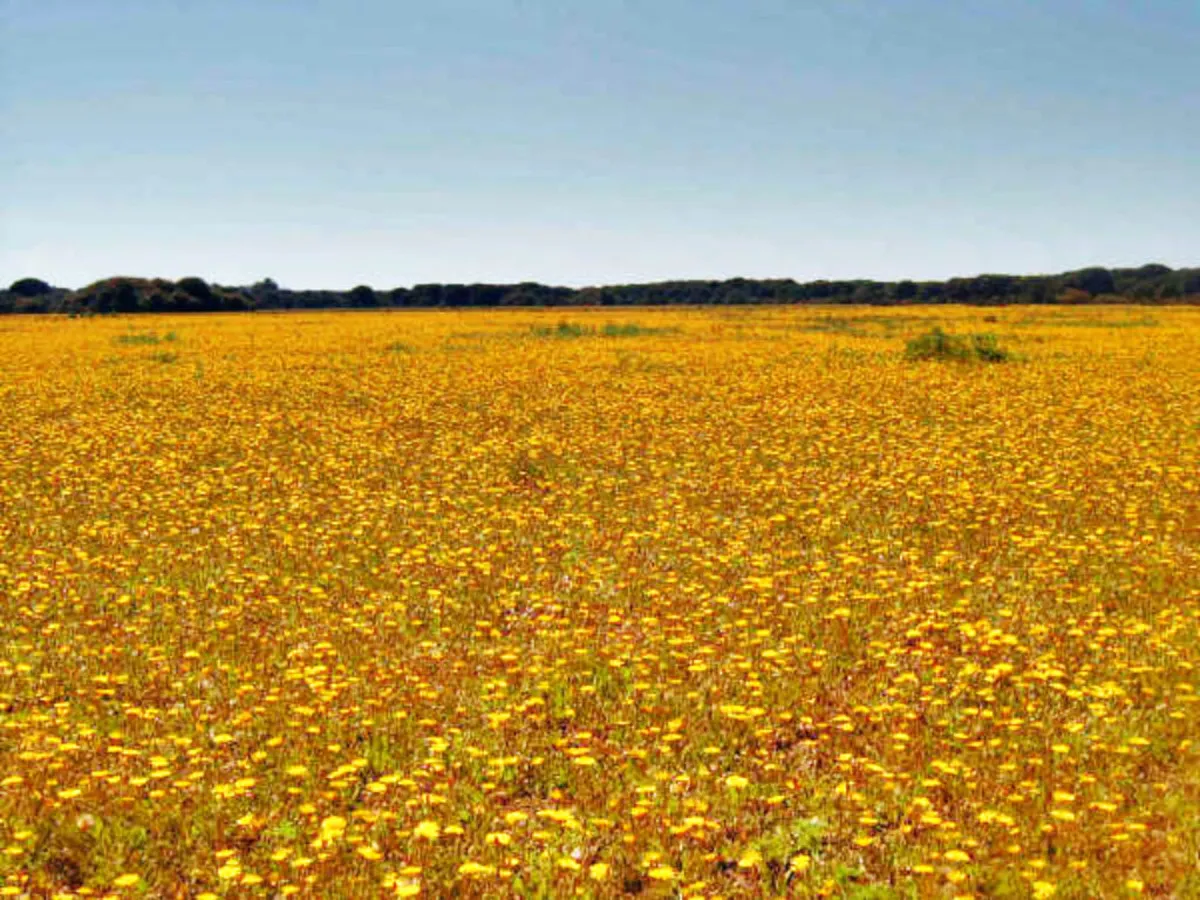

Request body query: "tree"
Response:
[9, 277, 52, 297]
[177, 277, 212, 302]
[1062, 267, 1115, 296]
[347, 285, 377, 307]
[246, 279, 281, 308]
[1058, 287, 1090, 304]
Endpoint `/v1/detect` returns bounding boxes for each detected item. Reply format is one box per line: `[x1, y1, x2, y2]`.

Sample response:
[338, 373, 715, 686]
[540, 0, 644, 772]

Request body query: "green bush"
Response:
[969, 332, 1008, 362]
[905, 327, 1009, 363]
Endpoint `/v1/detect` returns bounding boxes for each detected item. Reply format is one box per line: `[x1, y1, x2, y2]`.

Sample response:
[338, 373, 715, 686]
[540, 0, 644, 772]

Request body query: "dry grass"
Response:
[1, 306, 1198, 898]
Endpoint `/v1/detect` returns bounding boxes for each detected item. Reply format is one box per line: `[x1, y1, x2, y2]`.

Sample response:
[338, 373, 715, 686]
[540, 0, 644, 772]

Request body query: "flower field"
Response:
[1, 306, 1198, 898]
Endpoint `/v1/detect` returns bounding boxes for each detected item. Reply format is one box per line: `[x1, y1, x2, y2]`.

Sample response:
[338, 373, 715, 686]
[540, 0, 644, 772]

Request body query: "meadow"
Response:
[0, 306, 1197, 898]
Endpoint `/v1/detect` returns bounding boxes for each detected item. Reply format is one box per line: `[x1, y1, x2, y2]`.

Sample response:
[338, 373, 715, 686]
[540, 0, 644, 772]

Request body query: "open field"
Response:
[1, 306, 1198, 898]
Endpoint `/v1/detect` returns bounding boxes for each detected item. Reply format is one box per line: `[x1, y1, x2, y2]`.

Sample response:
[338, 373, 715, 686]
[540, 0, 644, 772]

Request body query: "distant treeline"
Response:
[3, 264, 1198, 314]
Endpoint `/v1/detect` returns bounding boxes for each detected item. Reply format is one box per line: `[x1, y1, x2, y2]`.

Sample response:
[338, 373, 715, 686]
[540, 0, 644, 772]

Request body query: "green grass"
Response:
[530, 321, 677, 339]
[531, 322, 594, 338]
[601, 322, 675, 337]
[1013, 315, 1160, 329]
[114, 331, 177, 346]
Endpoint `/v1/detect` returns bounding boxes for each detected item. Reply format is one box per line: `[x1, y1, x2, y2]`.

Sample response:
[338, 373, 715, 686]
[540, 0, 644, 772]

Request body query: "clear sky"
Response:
[2, 0, 1197, 289]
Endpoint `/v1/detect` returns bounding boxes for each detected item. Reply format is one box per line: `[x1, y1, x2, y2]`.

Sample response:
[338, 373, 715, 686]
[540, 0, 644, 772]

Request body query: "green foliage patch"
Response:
[904, 327, 1010, 363]
[530, 321, 676, 339]
[114, 331, 177, 346]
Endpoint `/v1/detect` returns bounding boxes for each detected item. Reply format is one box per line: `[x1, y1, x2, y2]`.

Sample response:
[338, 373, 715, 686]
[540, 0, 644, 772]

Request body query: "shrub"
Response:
[905, 327, 969, 361]
[905, 327, 1009, 363]
[969, 332, 1009, 362]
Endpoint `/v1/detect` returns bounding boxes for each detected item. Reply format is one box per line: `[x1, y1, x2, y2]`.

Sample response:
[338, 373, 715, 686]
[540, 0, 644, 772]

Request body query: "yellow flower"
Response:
[647, 866, 677, 881]
[457, 861, 495, 877]
[738, 849, 763, 869]
[1032, 882, 1057, 899]
[725, 774, 749, 789]
[413, 820, 440, 841]
[112, 874, 141, 887]
[319, 815, 347, 841]
[589, 862, 610, 880]
[789, 854, 811, 873]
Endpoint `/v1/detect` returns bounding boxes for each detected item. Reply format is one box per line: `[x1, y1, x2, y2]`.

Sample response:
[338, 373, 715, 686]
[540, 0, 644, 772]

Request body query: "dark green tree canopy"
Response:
[9, 277, 53, 297]
[347, 285, 377, 307]
[2, 265, 1196, 314]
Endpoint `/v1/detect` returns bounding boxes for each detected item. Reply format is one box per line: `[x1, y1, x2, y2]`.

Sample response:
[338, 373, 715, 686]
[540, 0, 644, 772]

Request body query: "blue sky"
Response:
[2, 0, 1197, 289]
